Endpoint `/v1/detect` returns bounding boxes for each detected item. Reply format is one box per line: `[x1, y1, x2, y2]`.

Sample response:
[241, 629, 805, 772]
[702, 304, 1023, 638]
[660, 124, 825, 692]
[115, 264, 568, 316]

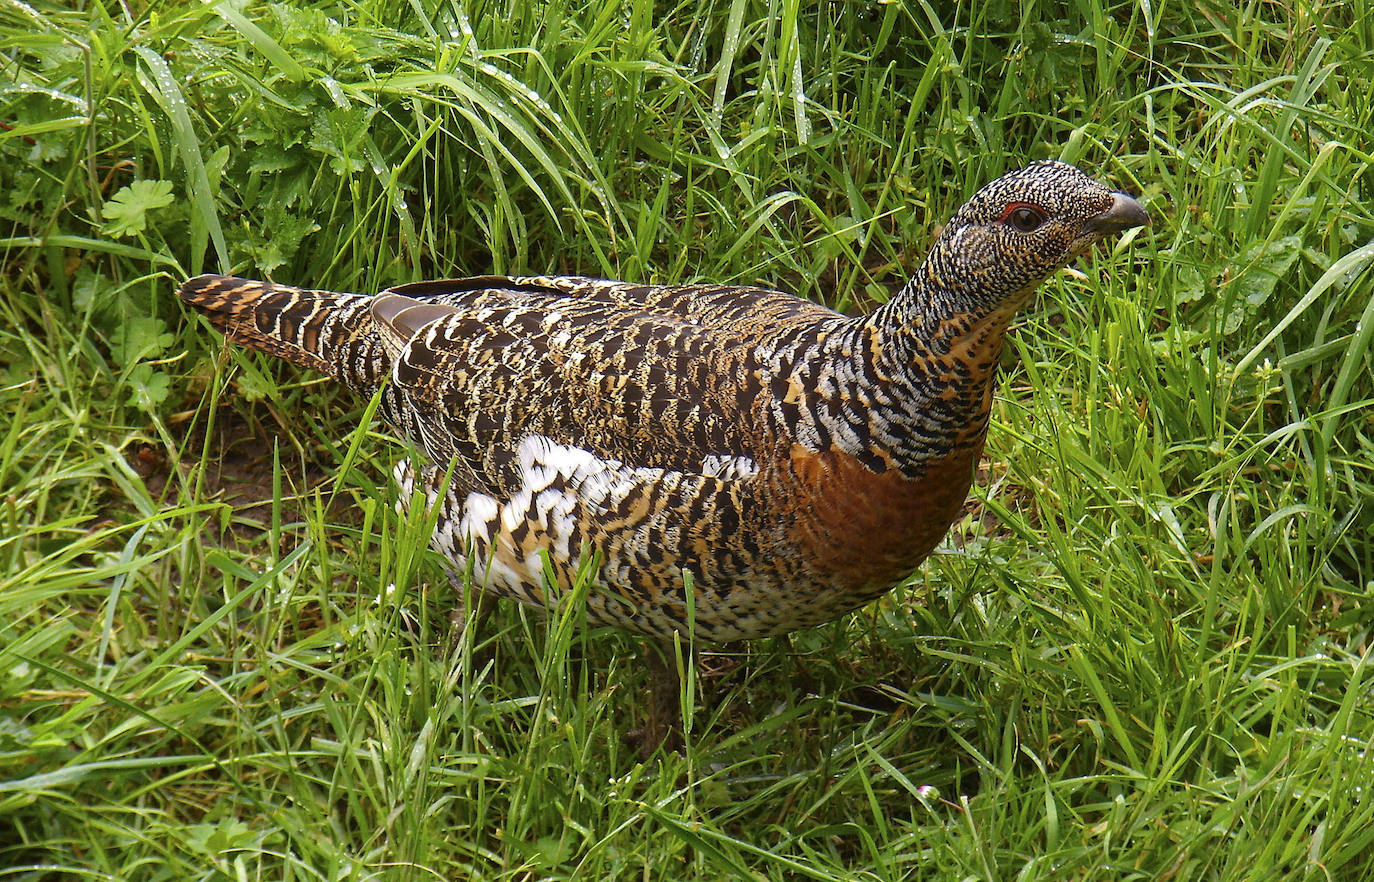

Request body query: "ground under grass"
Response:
[2, 1, 1373, 879]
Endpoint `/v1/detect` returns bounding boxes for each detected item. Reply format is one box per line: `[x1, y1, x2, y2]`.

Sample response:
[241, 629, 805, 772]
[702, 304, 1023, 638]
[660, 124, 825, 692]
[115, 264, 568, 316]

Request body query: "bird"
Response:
[177, 160, 1148, 754]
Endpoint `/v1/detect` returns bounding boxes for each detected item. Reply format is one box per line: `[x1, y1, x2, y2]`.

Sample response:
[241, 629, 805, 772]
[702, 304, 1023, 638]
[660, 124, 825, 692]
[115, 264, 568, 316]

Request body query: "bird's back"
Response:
[179, 273, 839, 484]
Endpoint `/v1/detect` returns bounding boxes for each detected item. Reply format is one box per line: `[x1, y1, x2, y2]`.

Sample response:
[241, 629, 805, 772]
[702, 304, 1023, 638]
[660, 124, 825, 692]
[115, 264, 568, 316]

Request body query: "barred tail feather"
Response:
[177, 274, 387, 389]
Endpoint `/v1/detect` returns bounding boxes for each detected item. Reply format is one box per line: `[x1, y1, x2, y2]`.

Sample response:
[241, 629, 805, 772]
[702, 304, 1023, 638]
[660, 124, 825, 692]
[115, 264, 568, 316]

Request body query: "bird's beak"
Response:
[1083, 192, 1150, 236]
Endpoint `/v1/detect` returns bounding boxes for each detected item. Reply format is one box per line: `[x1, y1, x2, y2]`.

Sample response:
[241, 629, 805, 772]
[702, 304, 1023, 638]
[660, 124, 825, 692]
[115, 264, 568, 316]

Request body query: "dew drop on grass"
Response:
[790, 51, 811, 145]
[453, 5, 475, 43]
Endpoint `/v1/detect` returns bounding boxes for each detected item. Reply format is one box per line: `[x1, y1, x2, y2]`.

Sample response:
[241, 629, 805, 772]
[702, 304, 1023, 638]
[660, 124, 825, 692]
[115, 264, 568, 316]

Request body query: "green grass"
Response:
[3, 0, 1373, 878]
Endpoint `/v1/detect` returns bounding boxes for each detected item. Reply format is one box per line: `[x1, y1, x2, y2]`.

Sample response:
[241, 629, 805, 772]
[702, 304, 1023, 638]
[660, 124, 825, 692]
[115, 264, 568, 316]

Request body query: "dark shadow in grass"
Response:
[150, 390, 374, 535]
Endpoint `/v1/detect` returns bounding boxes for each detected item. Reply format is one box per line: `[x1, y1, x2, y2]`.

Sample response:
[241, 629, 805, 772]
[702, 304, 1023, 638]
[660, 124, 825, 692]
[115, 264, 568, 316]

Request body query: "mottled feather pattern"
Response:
[178, 161, 1148, 642]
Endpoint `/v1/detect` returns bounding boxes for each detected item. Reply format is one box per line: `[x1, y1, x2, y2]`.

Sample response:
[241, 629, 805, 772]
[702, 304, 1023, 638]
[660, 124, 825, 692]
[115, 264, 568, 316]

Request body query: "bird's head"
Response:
[923, 160, 1149, 315]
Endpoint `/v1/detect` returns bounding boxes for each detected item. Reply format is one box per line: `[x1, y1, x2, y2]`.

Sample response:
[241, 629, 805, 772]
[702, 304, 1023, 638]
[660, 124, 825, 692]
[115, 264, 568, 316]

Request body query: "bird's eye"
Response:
[999, 202, 1048, 232]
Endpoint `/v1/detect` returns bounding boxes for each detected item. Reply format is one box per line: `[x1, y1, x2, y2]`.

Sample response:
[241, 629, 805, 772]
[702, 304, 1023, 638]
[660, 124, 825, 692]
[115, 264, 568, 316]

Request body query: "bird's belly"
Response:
[398, 434, 980, 642]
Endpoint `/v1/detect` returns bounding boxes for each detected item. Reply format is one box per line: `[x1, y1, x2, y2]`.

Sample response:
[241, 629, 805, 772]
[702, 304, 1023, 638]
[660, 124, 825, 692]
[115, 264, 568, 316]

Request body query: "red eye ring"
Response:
[999, 202, 1048, 232]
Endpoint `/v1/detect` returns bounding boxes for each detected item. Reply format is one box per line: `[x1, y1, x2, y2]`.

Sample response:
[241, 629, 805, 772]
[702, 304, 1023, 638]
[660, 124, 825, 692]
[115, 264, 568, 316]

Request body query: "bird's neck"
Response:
[839, 264, 1023, 475]
[867, 262, 1023, 377]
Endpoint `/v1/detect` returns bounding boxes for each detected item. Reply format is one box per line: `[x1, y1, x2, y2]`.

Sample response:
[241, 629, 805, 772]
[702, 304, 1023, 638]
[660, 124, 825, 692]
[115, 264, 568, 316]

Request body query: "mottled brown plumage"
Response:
[178, 160, 1147, 751]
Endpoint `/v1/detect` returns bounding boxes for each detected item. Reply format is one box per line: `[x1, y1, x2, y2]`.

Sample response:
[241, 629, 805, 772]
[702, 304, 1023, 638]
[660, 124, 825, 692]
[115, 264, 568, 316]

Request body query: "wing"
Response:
[372, 286, 836, 499]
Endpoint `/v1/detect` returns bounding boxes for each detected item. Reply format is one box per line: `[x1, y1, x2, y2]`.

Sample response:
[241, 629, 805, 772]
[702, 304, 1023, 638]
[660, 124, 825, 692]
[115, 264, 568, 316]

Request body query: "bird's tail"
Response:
[177, 274, 387, 389]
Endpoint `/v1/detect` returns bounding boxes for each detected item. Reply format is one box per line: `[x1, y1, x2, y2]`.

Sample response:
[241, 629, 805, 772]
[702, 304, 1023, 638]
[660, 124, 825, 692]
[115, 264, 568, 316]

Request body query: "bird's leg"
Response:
[446, 571, 496, 654]
[776, 632, 817, 695]
[626, 637, 692, 759]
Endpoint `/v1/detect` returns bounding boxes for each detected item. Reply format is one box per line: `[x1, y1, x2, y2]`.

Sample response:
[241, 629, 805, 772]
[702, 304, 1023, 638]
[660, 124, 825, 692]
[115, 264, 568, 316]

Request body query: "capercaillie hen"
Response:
[178, 160, 1148, 752]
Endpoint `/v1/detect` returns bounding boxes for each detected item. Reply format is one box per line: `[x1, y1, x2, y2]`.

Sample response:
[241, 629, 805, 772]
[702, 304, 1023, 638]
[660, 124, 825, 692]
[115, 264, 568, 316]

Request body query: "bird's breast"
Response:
[775, 439, 983, 595]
